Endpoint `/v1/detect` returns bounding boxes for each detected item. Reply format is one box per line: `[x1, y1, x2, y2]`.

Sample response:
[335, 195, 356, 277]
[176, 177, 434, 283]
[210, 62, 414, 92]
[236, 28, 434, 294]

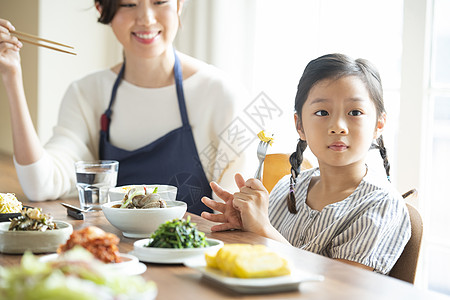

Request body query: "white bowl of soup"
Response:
[102, 200, 187, 238]
[108, 184, 177, 202]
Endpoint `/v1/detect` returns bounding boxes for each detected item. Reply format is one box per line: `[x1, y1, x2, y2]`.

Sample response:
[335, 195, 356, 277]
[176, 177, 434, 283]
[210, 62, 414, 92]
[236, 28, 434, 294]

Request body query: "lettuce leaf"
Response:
[0, 248, 156, 300]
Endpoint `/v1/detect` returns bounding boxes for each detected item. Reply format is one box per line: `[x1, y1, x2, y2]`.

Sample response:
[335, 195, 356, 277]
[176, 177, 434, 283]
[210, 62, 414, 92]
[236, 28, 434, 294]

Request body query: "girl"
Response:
[201, 53, 411, 274]
[0, 0, 250, 214]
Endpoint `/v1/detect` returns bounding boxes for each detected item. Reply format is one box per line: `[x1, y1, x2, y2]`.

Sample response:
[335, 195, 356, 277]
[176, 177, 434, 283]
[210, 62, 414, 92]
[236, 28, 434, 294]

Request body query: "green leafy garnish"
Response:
[146, 216, 209, 249]
[0, 248, 156, 300]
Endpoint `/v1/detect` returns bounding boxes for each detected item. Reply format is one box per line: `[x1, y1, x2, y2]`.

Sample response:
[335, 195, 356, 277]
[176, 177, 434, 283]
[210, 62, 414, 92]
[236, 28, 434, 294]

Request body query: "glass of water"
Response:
[75, 160, 119, 210]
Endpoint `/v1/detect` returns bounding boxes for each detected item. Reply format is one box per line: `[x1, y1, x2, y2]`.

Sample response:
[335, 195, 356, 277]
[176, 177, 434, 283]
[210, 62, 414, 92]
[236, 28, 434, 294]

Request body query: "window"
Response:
[250, 0, 404, 169]
[423, 0, 450, 294]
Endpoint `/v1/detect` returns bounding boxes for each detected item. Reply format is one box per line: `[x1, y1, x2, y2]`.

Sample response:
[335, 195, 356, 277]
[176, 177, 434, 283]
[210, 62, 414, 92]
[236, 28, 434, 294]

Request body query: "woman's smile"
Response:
[111, 0, 180, 59]
[133, 31, 160, 44]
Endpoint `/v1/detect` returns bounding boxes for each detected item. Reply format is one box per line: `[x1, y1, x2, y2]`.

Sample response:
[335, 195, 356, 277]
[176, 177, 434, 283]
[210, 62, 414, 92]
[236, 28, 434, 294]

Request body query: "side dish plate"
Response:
[130, 238, 224, 264]
[0, 206, 33, 222]
[0, 220, 73, 254]
[184, 256, 324, 294]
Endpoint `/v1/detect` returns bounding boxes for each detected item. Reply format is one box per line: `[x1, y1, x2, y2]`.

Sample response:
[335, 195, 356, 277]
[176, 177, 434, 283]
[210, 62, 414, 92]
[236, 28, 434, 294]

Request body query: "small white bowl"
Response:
[102, 200, 187, 238]
[131, 238, 224, 264]
[0, 221, 73, 254]
[108, 184, 177, 202]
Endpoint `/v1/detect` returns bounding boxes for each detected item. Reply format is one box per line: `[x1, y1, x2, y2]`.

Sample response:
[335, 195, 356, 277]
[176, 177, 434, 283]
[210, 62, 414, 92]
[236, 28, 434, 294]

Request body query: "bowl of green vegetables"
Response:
[131, 217, 224, 264]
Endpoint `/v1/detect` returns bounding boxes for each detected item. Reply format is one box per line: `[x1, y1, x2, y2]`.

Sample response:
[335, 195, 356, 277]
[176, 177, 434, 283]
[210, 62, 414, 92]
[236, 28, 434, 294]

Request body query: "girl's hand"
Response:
[232, 173, 271, 235]
[201, 180, 244, 231]
[203, 174, 291, 245]
[0, 19, 23, 76]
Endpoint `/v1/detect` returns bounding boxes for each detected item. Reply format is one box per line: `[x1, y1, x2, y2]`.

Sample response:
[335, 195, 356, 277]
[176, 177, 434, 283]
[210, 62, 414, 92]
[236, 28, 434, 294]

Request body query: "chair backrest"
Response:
[262, 153, 312, 193]
[388, 202, 423, 284]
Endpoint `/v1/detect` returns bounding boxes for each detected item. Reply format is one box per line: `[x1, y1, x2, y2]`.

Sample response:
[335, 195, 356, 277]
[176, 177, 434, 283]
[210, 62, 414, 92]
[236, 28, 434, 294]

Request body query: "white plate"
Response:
[184, 256, 324, 294]
[0, 221, 73, 254]
[130, 238, 224, 264]
[40, 252, 147, 276]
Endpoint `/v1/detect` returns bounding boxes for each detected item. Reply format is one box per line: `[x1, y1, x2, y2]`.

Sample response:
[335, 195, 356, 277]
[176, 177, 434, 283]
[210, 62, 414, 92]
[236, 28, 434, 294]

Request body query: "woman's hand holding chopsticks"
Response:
[0, 17, 76, 62]
[0, 18, 23, 76]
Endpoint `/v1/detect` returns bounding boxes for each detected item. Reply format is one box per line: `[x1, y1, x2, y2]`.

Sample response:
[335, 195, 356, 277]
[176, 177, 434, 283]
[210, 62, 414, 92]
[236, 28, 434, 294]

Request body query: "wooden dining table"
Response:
[0, 152, 449, 300]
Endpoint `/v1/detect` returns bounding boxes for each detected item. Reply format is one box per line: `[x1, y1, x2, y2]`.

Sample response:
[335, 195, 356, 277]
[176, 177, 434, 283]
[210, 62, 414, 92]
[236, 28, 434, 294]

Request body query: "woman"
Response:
[0, 0, 250, 214]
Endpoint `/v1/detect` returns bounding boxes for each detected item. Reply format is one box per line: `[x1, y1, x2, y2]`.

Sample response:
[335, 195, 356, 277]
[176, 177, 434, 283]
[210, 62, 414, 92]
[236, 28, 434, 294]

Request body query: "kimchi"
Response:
[58, 226, 121, 263]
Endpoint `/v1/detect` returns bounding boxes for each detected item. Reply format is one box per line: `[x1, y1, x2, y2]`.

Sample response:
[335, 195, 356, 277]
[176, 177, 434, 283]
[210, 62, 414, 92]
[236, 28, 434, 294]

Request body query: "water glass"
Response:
[75, 160, 119, 210]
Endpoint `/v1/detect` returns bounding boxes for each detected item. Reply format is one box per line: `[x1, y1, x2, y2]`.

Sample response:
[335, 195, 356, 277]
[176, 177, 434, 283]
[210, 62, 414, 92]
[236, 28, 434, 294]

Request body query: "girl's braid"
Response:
[372, 136, 391, 181]
[287, 139, 308, 214]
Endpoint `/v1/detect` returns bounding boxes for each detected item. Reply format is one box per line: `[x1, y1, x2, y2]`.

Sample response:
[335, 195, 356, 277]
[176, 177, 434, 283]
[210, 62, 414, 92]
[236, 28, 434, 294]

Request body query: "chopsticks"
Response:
[11, 30, 76, 56]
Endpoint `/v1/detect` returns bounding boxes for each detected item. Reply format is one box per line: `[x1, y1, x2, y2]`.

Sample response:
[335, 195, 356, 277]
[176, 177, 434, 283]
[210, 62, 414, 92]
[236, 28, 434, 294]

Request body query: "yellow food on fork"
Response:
[205, 244, 290, 278]
[257, 130, 274, 146]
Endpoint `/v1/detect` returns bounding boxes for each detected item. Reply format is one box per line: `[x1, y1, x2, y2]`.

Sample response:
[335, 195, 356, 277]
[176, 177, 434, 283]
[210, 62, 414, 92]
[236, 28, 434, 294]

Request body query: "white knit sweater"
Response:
[15, 63, 254, 201]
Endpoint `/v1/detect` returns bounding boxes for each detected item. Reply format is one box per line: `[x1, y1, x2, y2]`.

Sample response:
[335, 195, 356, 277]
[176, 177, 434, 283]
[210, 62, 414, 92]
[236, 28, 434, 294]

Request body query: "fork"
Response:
[254, 140, 270, 180]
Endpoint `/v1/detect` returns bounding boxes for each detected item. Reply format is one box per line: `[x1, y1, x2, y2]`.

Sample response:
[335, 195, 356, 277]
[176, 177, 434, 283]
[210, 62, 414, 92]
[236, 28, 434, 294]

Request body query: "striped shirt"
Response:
[269, 167, 411, 274]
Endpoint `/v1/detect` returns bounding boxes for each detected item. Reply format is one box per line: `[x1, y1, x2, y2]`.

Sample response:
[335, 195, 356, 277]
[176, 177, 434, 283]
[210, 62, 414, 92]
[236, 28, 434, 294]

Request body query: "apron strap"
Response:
[173, 50, 189, 127]
[102, 49, 189, 132]
[101, 63, 125, 133]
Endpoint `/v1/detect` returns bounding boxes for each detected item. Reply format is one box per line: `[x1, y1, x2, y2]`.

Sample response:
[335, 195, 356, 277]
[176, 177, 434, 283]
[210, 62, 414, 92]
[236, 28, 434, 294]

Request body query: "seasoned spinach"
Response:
[146, 216, 209, 249]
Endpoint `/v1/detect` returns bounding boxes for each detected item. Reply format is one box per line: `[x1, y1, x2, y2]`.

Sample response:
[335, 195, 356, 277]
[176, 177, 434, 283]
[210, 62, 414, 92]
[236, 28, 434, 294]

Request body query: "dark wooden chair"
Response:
[389, 194, 423, 284]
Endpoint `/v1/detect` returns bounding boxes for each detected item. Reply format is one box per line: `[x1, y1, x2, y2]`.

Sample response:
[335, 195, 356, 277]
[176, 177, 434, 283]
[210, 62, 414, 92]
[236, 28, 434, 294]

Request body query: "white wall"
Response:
[0, 0, 39, 154]
[37, 0, 121, 144]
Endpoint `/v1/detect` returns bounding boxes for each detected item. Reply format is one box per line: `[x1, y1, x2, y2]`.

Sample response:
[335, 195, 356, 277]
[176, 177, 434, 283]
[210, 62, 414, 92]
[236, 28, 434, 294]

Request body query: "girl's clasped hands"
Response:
[201, 174, 269, 233]
[202, 174, 288, 244]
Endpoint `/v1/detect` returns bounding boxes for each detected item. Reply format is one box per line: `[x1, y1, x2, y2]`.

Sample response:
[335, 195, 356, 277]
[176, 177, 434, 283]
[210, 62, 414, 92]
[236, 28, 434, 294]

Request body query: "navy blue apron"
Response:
[99, 52, 212, 215]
